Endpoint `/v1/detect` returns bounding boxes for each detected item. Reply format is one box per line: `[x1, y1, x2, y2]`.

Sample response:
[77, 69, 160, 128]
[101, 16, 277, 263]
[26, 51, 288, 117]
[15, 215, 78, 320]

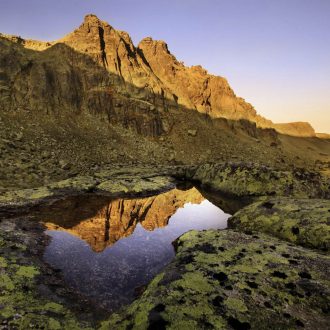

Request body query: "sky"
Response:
[0, 0, 329, 132]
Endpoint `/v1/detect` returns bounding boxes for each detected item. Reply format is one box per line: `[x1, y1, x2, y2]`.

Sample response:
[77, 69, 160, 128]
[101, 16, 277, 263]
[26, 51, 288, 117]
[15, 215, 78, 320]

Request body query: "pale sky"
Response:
[0, 0, 329, 132]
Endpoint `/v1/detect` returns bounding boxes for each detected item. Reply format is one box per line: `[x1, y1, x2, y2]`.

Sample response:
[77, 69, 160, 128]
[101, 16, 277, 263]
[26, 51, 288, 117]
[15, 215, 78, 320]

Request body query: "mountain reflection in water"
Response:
[43, 187, 230, 311]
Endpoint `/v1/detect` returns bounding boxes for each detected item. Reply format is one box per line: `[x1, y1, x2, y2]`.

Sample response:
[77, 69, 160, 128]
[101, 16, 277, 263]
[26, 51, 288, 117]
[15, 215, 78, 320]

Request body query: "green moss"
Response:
[97, 180, 129, 193]
[0, 306, 15, 319]
[132, 302, 154, 328]
[231, 263, 263, 274]
[166, 302, 214, 319]
[0, 274, 15, 291]
[48, 318, 62, 330]
[0, 256, 8, 268]
[29, 187, 53, 200]
[224, 297, 248, 313]
[44, 302, 64, 314]
[16, 266, 39, 278]
[167, 319, 199, 330]
[192, 163, 329, 199]
[50, 176, 98, 191]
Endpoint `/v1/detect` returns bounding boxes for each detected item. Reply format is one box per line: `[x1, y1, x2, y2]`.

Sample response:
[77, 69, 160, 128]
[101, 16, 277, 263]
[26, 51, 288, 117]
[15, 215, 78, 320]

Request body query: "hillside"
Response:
[0, 14, 329, 190]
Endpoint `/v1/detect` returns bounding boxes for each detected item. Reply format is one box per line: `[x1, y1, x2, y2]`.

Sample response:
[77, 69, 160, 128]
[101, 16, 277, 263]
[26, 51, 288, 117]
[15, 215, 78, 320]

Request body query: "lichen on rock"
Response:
[228, 197, 330, 251]
[187, 163, 330, 199]
[105, 230, 330, 329]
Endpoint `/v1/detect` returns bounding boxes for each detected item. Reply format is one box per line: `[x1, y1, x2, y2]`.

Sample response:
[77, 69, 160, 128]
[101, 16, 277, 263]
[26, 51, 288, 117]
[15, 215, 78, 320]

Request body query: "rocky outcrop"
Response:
[273, 122, 316, 137]
[228, 197, 330, 251]
[185, 163, 330, 199]
[316, 133, 330, 139]
[105, 230, 330, 330]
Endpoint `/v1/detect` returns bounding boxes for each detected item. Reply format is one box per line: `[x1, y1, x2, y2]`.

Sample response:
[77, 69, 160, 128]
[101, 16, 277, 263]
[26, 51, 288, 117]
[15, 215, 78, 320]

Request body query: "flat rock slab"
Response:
[0, 168, 176, 213]
[104, 230, 330, 330]
[188, 163, 330, 199]
[229, 197, 330, 251]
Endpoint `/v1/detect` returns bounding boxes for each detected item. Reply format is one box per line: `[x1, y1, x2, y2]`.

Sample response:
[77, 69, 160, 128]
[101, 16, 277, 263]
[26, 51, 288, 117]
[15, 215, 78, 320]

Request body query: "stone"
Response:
[59, 160, 70, 170]
[228, 197, 330, 251]
[186, 163, 330, 199]
[187, 129, 197, 137]
[105, 230, 330, 329]
[168, 153, 175, 162]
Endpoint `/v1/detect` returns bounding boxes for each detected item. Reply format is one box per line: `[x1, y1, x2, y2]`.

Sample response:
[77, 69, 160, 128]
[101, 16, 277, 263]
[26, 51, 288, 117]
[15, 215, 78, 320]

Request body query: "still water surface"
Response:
[43, 187, 230, 311]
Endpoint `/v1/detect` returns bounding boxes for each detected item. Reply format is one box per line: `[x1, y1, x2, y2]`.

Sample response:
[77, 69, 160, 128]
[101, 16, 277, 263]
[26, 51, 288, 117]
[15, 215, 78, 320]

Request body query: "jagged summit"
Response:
[84, 13, 102, 22]
[139, 37, 172, 55]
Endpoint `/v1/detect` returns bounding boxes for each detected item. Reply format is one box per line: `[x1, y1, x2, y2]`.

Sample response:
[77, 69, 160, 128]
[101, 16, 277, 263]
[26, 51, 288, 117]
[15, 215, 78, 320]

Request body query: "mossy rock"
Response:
[0, 186, 54, 204]
[189, 163, 330, 198]
[105, 230, 330, 330]
[0, 170, 175, 206]
[229, 197, 330, 251]
[0, 217, 95, 329]
[0, 176, 98, 205]
[96, 175, 174, 196]
[49, 175, 99, 191]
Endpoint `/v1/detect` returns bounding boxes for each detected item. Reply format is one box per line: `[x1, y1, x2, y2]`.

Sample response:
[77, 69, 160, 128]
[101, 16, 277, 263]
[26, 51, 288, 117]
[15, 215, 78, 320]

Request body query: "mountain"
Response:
[0, 14, 321, 136]
[0, 14, 329, 190]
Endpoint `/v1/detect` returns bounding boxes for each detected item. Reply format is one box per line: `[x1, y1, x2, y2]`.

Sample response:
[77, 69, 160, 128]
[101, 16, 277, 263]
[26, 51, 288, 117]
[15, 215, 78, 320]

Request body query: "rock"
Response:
[168, 153, 175, 162]
[105, 230, 330, 329]
[273, 122, 316, 137]
[187, 163, 330, 199]
[228, 197, 330, 251]
[14, 132, 23, 141]
[187, 129, 197, 137]
[1, 138, 15, 148]
[41, 151, 51, 159]
[59, 160, 70, 170]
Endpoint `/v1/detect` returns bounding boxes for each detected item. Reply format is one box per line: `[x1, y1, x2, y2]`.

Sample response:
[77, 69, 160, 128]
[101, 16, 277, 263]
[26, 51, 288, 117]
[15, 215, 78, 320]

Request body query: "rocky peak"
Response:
[139, 37, 171, 55]
[60, 14, 139, 76]
[83, 14, 102, 25]
[138, 37, 180, 69]
[59, 14, 110, 63]
[79, 14, 113, 34]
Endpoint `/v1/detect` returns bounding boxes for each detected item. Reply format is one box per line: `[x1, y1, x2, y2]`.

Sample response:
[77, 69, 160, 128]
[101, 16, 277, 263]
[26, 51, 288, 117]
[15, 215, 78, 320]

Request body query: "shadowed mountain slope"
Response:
[0, 14, 329, 190]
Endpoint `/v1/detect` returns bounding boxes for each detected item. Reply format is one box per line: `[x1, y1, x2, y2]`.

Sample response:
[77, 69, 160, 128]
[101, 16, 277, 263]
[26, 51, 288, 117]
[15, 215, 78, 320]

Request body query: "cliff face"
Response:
[0, 31, 168, 137]
[0, 14, 318, 138]
[138, 37, 270, 125]
[273, 122, 316, 137]
[44, 187, 204, 252]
